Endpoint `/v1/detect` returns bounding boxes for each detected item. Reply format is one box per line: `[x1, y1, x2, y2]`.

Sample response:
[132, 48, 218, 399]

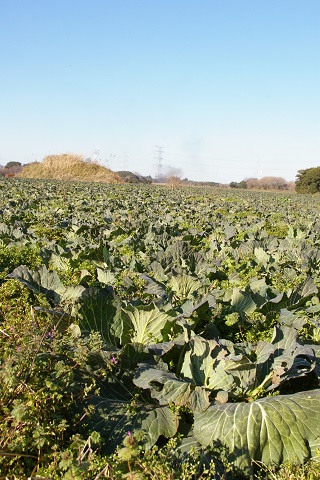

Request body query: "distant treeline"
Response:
[0, 161, 299, 192]
[116, 171, 153, 184]
[230, 177, 295, 191]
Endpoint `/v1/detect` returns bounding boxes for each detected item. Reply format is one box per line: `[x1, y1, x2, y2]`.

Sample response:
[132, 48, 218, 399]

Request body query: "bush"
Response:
[295, 167, 320, 193]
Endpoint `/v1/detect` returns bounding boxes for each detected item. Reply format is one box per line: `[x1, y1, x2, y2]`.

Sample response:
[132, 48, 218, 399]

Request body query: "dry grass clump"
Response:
[18, 154, 122, 183]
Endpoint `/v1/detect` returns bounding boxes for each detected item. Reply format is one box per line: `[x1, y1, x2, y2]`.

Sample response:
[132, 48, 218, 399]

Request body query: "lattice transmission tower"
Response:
[154, 145, 164, 180]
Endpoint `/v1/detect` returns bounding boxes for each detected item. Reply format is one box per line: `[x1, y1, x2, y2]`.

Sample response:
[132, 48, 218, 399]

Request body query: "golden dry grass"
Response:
[17, 154, 122, 183]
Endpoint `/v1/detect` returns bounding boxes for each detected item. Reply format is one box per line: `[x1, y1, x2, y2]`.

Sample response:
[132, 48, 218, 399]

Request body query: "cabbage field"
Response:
[1, 178, 320, 479]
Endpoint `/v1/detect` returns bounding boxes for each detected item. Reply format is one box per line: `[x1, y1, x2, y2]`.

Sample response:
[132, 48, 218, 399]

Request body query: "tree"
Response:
[296, 167, 320, 193]
[116, 171, 151, 184]
[230, 180, 247, 189]
[5, 161, 22, 169]
[165, 167, 183, 189]
[0, 161, 23, 176]
[243, 176, 289, 190]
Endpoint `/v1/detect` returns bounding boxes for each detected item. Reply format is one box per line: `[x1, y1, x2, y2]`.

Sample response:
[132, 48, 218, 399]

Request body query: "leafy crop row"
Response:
[1, 179, 320, 478]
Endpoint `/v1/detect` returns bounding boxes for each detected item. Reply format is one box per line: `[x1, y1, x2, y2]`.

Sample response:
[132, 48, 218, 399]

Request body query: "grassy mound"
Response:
[18, 154, 122, 183]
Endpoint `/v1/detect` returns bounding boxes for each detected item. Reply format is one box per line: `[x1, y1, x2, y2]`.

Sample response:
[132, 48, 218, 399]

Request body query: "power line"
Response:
[164, 151, 297, 174]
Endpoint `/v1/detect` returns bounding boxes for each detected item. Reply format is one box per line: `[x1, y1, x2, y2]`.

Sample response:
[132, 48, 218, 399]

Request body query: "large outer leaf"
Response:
[8, 264, 65, 304]
[147, 261, 168, 282]
[8, 264, 85, 306]
[255, 314, 317, 390]
[76, 287, 122, 347]
[255, 341, 275, 385]
[254, 247, 270, 266]
[61, 285, 86, 307]
[168, 274, 201, 299]
[230, 288, 256, 317]
[97, 267, 116, 285]
[287, 277, 318, 310]
[82, 397, 179, 453]
[121, 303, 173, 345]
[141, 406, 179, 449]
[258, 278, 318, 315]
[180, 336, 234, 391]
[134, 364, 210, 412]
[78, 351, 180, 454]
[194, 389, 320, 476]
[140, 273, 167, 298]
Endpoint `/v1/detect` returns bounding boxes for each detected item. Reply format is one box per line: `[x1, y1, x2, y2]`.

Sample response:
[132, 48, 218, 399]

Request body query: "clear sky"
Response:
[1, 0, 319, 183]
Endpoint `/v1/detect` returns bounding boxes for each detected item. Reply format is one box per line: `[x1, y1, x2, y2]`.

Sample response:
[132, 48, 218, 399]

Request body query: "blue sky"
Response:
[1, 0, 319, 183]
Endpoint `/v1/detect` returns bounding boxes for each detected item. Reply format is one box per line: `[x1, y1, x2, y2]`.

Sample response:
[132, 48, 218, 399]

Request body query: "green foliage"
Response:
[0, 317, 108, 476]
[117, 170, 152, 183]
[0, 279, 51, 346]
[230, 180, 247, 189]
[259, 459, 320, 480]
[2, 180, 320, 478]
[5, 161, 22, 168]
[110, 433, 221, 479]
[0, 244, 41, 281]
[194, 390, 320, 476]
[295, 166, 320, 193]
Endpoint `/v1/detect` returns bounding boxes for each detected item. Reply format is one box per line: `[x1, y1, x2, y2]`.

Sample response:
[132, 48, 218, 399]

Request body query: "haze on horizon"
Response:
[1, 0, 319, 184]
